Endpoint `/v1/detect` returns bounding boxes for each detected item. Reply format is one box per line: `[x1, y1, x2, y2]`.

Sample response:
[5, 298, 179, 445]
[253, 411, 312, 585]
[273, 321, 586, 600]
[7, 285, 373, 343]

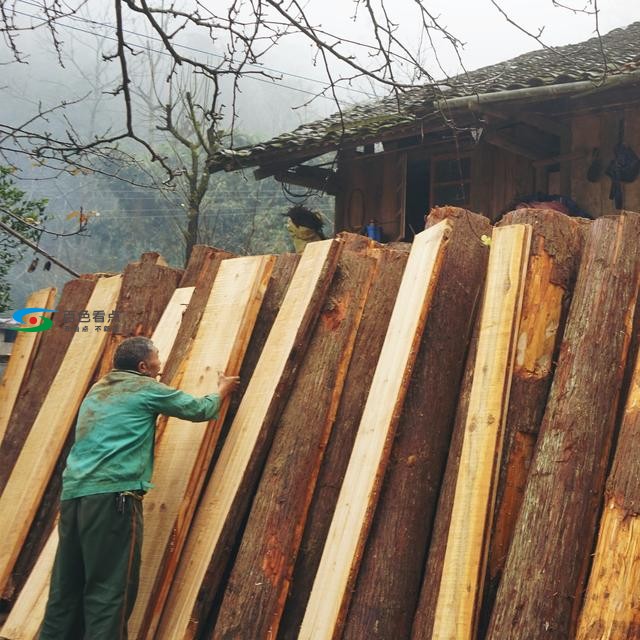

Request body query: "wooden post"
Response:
[487, 213, 640, 640]
[575, 336, 640, 638]
[278, 245, 408, 640]
[0, 288, 56, 445]
[428, 224, 532, 640]
[479, 209, 587, 634]
[212, 235, 377, 639]
[342, 209, 491, 640]
[0, 276, 122, 596]
[156, 239, 342, 640]
[298, 221, 452, 640]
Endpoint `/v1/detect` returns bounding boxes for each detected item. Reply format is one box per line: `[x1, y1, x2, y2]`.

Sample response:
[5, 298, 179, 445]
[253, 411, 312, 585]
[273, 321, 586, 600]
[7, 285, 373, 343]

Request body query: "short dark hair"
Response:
[113, 336, 155, 371]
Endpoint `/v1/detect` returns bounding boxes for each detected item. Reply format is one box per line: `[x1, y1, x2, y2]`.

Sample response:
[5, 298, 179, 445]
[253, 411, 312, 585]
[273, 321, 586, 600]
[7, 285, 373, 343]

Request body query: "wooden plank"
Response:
[0, 285, 195, 639]
[0, 276, 122, 596]
[0, 524, 58, 640]
[429, 224, 532, 640]
[156, 239, 342, 640]
[161, 250, 232, 387]
[576, 342, 640, 639]
[0, 287, 56, 445]
[128, 255, 275, 639]
[96, 258, 182, 378]
[278, 246, 408, 640]
[298, 221, 452, 640]
[152, 286, 195, 371]
[487, 213, 640, 640]
[0, 278, 96, 499]
[479, 209, 587, 634]
[213, 235, 376, 639]
[342, 209, 491, 640]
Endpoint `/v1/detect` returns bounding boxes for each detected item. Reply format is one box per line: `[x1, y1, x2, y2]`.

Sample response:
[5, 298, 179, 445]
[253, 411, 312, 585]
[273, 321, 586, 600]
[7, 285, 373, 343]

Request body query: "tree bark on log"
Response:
[298, 222, 452, 640]
[0, 277, 96, 604]
[341, 209, 491, 640]
[278, 245, 408, 640]
[487, 212, 640, 640]
[478, 209, 587, 635]
[576, 331, 640, 638]
[156, 239, 342, 640]
[212, 235, 377, 640]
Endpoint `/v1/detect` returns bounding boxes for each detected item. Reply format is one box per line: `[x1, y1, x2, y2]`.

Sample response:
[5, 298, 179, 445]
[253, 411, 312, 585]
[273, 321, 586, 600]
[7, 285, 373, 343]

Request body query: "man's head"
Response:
[113, 337, 161, 378]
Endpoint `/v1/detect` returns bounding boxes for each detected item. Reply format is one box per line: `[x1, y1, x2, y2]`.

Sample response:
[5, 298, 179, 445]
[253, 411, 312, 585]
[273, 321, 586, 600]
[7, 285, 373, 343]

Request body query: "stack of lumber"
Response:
[1, 209, 640, 640]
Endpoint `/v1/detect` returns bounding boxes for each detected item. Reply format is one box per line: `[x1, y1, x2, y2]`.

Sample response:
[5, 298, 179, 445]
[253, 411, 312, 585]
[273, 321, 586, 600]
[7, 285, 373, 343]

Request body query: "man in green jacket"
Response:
[39, 336, 239, 640]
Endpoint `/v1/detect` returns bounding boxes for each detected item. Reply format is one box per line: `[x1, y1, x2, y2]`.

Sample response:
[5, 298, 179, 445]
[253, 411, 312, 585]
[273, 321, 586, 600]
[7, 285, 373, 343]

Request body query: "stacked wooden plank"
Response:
[4, 210, 640, 640]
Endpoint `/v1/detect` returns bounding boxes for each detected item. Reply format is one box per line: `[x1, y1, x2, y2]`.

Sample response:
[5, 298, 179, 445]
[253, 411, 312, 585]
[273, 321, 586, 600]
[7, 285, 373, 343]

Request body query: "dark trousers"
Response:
[39, 492, 143, 640]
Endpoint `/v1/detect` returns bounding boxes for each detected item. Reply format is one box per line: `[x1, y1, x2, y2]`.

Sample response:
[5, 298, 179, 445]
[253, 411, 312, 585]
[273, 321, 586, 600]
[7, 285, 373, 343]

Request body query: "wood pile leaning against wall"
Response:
[1, 207, 639, 640]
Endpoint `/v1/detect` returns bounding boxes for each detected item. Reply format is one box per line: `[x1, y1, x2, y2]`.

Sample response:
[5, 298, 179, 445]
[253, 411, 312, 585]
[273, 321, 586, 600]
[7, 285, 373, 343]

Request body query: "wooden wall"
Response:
[334, 106, 640, 234]
[571, 108, 640, 217]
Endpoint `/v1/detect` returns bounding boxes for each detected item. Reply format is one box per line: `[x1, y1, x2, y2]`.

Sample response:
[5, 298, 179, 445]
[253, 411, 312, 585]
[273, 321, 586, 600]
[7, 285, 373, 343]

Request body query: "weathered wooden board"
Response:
[298, 221, 452, 640]
[479, 209, 586, 634]
[487, 213, 640, 640]
[576, 333, 640, 638]
[0, 288, 56, 445]
[342, 208, 491, 640]
[156, 239, 341, 640]
[129, 255, 275, 639]
[213, 235, 376, 639]
[278, 245, 408, 640]
[0, 275, 122, 596]
[429, 224, 532, 640]
[0, 282, 196, 639]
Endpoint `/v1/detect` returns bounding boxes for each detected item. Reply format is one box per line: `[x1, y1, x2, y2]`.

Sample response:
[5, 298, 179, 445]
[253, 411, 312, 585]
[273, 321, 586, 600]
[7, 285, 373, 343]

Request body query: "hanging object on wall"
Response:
[606, 119, 640, 209]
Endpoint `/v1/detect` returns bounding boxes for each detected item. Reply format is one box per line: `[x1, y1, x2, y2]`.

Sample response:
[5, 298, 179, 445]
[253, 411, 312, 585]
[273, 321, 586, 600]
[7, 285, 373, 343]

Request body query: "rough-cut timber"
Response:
[161, 247, 233, 386]
[213, 235, 376, 640]
[0, 287, 194, 640]
[130, 255, 275, 639]
[0, 522, 58, 640]
[0, 288, 56, 445]
[429, 224, 532, 640]
[479, 209, 586, 633]
[0, 277, 96, 497]
[487, 213, 640, 640]
[298, 221, 452, 640]
[95, 255, 182, 378]
[576, 340, 640, 639]
[342, 209, 491, 640]
[279, 246, 408, 640]
[0, 275, 122, 596]
[156, 239, 342, 640]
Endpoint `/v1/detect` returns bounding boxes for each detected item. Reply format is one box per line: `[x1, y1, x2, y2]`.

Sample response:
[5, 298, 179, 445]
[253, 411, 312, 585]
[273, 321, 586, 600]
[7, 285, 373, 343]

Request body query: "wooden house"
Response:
[209, 22, 640, 241]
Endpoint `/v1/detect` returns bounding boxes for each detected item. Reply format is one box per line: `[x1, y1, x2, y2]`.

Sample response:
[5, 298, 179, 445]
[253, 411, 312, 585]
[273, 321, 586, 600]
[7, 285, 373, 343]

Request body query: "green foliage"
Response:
[0, 167, 48, 311]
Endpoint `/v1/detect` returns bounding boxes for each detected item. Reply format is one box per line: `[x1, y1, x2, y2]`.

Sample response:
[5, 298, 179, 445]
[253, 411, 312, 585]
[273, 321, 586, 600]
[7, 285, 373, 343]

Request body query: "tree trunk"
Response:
[487, 213, 640, 640]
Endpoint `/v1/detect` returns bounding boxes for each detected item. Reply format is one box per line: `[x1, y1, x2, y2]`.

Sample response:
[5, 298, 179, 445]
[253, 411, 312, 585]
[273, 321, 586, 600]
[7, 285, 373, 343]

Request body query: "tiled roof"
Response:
[210, 22, 640, 172]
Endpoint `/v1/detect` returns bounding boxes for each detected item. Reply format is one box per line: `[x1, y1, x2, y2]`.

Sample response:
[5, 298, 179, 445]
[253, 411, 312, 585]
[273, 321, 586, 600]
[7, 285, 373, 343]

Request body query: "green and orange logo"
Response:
[7, 307, 56, 332]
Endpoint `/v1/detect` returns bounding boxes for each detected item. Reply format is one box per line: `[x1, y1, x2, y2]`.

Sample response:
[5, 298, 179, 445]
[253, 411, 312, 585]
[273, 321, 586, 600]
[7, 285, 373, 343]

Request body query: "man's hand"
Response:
[217, 372, 240, 400]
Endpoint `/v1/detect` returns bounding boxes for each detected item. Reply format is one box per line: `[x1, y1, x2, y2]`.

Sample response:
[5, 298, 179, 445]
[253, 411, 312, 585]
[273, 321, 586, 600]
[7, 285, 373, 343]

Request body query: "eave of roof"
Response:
[208, 22, 640, 173]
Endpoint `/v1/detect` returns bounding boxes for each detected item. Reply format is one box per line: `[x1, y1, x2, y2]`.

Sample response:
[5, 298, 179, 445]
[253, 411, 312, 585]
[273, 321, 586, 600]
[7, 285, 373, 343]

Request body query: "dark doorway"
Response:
[405, 159, 430, 240]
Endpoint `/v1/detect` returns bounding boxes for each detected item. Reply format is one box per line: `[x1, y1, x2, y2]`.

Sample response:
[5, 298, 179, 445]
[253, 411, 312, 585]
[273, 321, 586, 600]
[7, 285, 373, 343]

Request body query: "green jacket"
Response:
[61, 370, 220, 500]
